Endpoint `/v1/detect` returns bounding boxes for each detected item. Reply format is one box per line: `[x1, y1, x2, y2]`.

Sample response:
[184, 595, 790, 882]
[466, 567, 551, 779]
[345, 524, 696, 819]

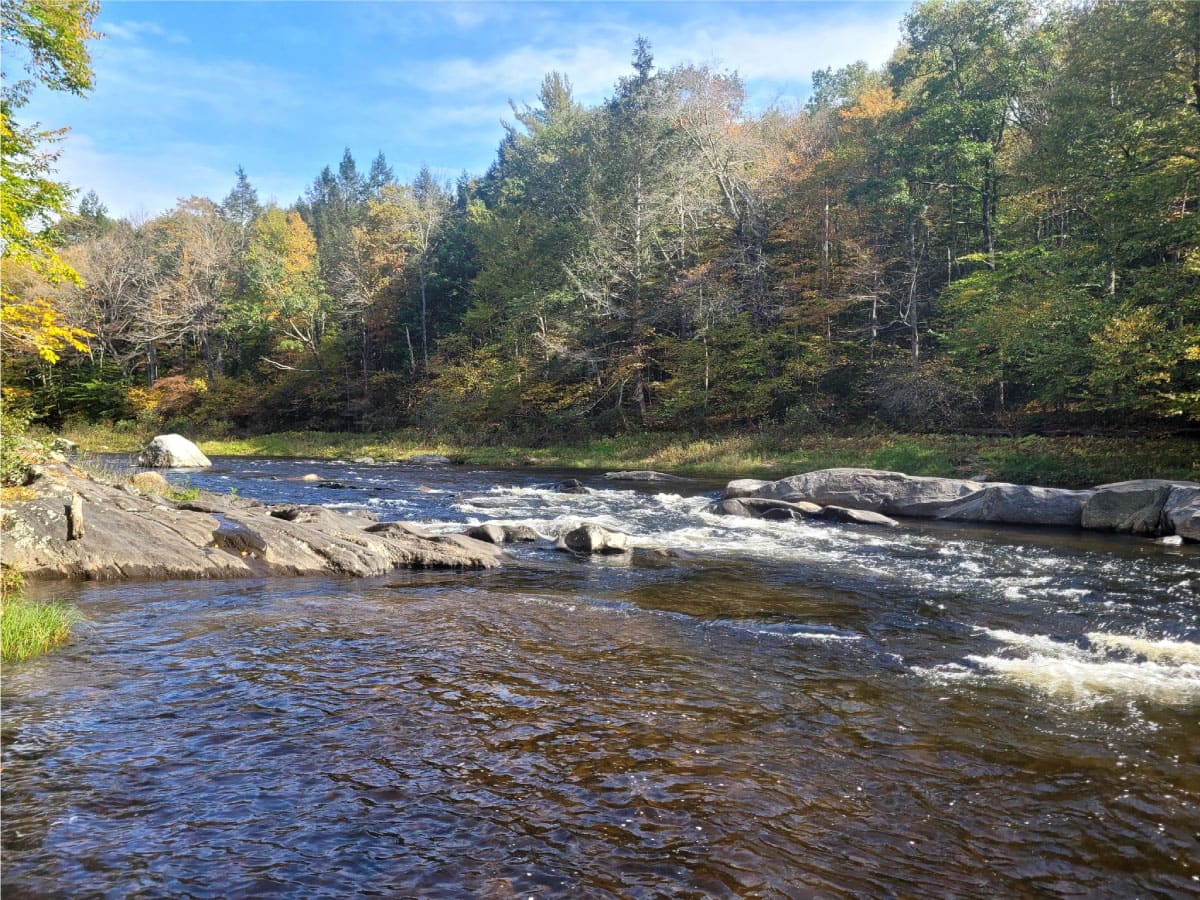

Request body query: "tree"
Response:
[246, 206, 329, 373]
[1, 0, 99, 363]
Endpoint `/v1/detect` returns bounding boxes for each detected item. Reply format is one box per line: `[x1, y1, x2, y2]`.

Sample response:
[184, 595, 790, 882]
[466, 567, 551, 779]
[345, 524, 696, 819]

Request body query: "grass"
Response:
[1, 567, 77, 663]
[50, 422, 1200, 488]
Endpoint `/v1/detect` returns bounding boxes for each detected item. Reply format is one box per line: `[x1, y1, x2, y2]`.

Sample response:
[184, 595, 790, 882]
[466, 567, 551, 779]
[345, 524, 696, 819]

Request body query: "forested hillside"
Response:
[4, 0, 1198, 441]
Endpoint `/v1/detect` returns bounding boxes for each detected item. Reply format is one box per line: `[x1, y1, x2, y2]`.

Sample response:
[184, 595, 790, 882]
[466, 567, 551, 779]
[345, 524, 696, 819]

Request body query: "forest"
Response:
[3, 0, 1198, 444]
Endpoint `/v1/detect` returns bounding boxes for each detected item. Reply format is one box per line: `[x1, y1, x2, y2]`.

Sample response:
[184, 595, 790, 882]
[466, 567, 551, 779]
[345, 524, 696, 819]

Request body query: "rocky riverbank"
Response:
[0, 461, 502, 581]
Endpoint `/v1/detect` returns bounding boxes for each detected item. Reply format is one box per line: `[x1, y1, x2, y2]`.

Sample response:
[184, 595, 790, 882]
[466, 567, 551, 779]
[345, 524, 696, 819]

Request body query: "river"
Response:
[3, 457, 1198, 897]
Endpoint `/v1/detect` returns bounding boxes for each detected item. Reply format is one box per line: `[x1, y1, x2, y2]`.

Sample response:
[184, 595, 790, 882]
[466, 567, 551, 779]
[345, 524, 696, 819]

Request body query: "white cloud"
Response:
[398, 8, 903, 110]
[52, 132, 304, 219]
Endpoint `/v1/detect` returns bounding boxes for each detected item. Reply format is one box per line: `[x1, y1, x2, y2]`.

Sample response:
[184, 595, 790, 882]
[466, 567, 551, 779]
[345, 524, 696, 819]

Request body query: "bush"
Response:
[0, 405, 37, 487]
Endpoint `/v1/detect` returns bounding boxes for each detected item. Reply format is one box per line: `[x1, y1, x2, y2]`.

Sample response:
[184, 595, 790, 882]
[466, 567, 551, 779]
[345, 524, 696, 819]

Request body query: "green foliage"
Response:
[0, 404, 36, 486]
[19, 6, 1198, 443]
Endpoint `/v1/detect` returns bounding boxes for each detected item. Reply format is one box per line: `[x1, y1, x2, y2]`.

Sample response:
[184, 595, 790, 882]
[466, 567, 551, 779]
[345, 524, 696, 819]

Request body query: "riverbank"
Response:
[54, 424, 1199, 489]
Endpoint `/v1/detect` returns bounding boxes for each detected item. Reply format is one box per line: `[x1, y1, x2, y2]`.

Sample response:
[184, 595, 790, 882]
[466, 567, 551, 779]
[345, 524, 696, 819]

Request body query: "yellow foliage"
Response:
[841, 87, 902, 122]
[0, 294, 91, 363]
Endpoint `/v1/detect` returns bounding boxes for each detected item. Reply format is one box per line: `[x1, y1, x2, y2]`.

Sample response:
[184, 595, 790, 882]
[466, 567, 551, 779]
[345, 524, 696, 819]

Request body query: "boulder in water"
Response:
[704, 497, 823, 521]
[724, 479, 771, 499]
[1164, 486, 1200, 542]
[502, 525, 541, 542]
[555, 523, 630, 554]
[754, 468, 981, 515]
[554, 478, 588, 494]
[937, 483, 1091, 527]
[467, 522, 508, 544]
[137, 434, 212, 469]
[1081, 480, 1188, 535]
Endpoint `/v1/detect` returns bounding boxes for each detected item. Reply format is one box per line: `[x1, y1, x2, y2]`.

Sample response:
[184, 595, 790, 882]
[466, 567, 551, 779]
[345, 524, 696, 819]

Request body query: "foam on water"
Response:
[930, 627, 1200, 707]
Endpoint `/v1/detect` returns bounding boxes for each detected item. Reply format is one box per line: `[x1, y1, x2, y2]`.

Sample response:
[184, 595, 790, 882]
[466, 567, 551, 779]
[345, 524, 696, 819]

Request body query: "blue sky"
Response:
[17, 1, 910, 219]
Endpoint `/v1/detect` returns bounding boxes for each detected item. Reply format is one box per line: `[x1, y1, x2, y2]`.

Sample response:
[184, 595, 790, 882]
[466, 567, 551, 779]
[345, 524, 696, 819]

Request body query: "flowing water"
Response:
[3, 458, 1198, 897]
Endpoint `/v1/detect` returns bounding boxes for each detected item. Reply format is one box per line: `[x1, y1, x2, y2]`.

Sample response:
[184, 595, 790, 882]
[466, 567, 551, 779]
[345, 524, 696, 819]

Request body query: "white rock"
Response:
[137, 434, 212, 469]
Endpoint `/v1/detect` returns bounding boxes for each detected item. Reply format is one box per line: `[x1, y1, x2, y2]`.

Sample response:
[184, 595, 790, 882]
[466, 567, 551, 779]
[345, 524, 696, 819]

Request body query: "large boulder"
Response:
[724, 479, 771, 499]
[1163, 486, 1200, 542]
[937, 484, 1092, 527]
[137, 434, 212, 469]
[555, 523, 630, 555]
[1081, 480, 1193, 535]
[752, 468, 983, 516]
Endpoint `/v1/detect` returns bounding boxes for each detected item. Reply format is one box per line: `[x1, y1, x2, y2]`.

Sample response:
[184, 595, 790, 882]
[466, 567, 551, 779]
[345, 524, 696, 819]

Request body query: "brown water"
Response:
[3, 460, 1199, 897]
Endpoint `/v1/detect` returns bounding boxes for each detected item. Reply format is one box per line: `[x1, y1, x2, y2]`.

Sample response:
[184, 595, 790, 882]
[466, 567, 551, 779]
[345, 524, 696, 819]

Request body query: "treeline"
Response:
[6, 0, 1198, 439]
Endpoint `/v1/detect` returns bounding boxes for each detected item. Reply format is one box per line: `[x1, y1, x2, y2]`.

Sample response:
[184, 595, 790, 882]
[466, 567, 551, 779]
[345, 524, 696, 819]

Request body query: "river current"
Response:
[3, 457, 1198, 897]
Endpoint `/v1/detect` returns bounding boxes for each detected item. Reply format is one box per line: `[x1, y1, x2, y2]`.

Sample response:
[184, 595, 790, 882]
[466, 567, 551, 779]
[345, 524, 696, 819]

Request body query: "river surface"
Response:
[3, 457, 1199, 897]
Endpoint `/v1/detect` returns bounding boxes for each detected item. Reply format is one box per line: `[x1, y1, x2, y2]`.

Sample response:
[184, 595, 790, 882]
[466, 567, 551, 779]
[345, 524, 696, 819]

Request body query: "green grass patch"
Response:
[58, 422, 1199, 488]
[2, 595, 76, 663]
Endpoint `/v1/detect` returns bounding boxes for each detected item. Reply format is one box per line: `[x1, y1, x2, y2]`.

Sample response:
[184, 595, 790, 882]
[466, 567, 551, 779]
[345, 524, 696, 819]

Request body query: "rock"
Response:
[756, 468, 982, 515]
[467, 522, 508, 544]
[630, 547, 692, 565]
[937, 484, 1091, 527]
[821, 505, 900, 527]
[0, 462, 501, 582]
[554, 478, 588, 494]
[137, 434, 212, 469]
[1158, 535, 1185, 546]
[1081, 480, 1184, 535]
[51, 437, 78, 454]
[724, 479, 771, 499]
[704, 497, 823, 521]
[129, 471, 171, 494]
[1163, 486, 1200, 542]
[603, 470, 686, 482]
[353, 456, 375, 465]
[317, 481, 353, 490]
[554, 523, 630, 554]
[705, 498, 753, 517]
[404, 454, 452, 466]
[300, 473, 321, 482]
[503, 525, 540, 542]
[743, 467, 1098, 529]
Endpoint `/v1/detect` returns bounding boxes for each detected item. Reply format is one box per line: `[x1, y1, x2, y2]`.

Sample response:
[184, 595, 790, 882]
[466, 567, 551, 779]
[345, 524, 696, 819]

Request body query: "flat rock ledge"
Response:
[1, 463, 501, 582]
[725, 467, 1200, 541]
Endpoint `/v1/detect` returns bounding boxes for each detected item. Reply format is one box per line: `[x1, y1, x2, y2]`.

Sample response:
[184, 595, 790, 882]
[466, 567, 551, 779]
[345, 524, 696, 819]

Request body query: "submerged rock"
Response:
[603, 470, 686, 483]
[554, 478, 588, 494]
[137, 434, 212, 469]
[554, 523, 630, 554]
[0, 462, 501, 582]
[404, 454, 452, 466]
